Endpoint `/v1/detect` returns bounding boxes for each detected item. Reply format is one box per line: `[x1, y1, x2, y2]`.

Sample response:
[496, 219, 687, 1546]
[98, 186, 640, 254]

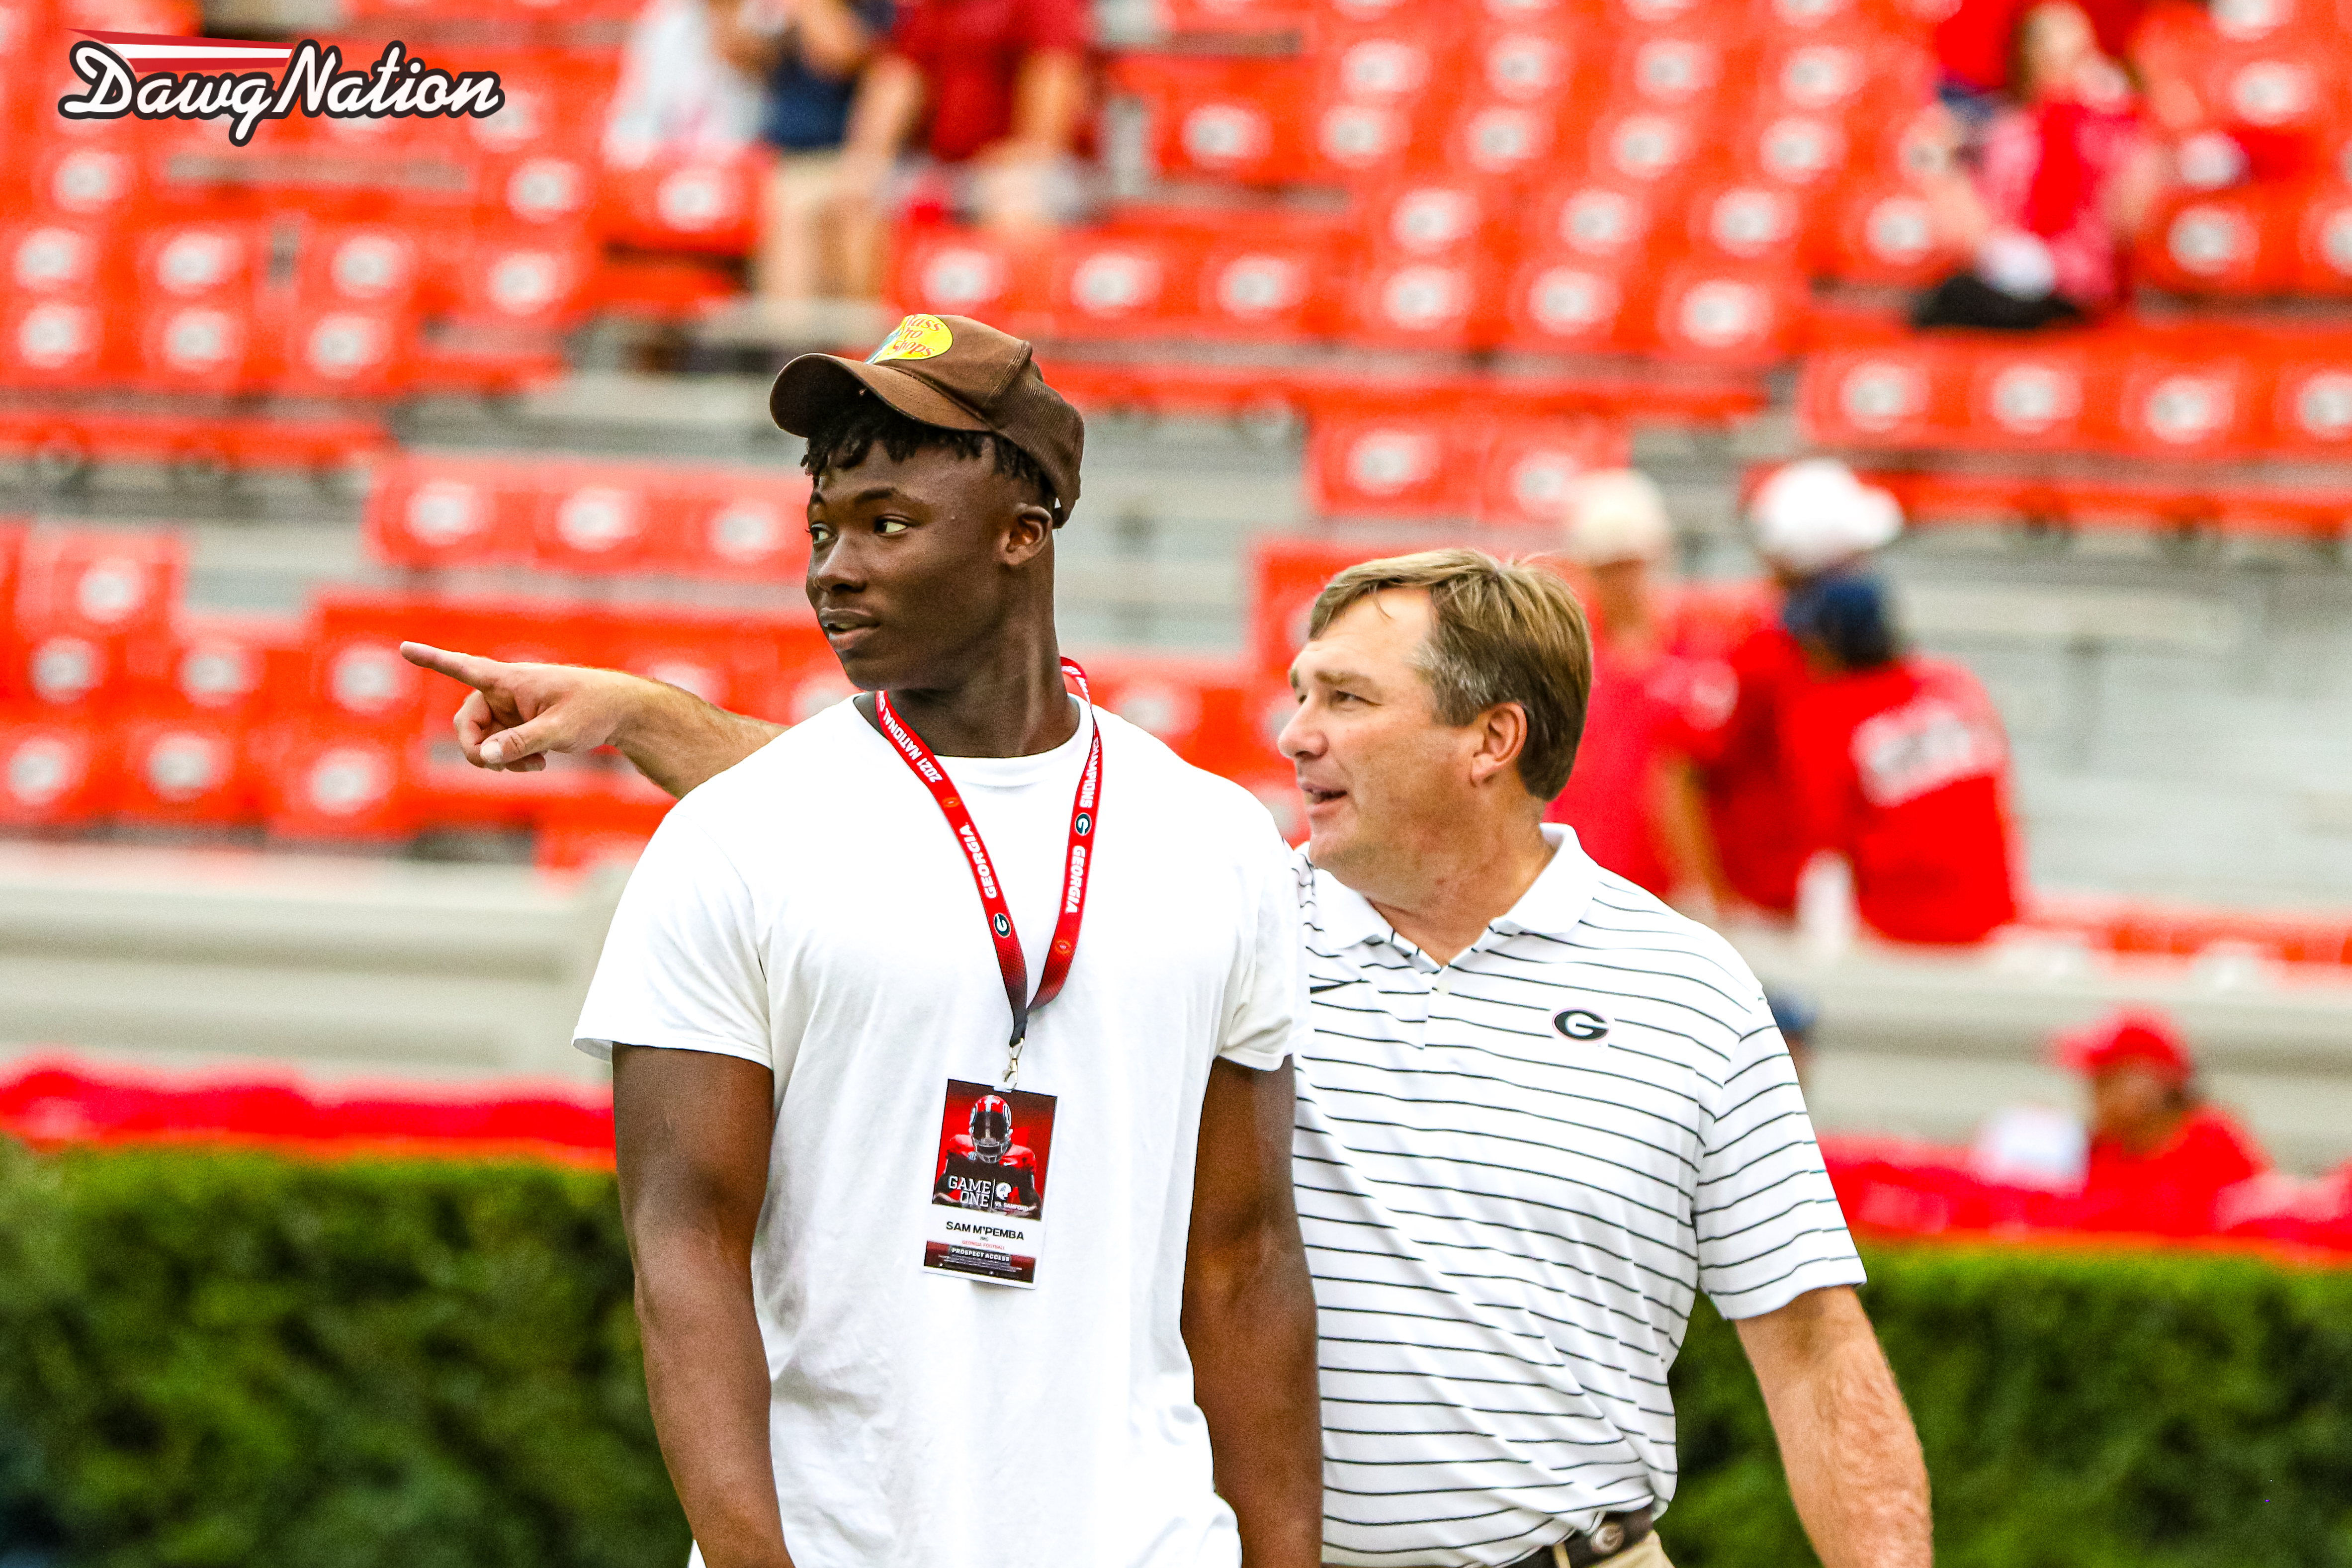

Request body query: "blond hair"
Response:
[1307, 548, 1592, 798]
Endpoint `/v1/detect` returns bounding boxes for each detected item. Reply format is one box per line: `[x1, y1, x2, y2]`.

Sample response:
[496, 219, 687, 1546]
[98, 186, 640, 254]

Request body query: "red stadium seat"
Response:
[143, 613, 304, 723]
[0, 296, 117, 387]
[1367, 181, 1490, 262]
[2295, 190, 2352, 295]
[1820, 183, 1943, 284]
[1316, 30, 1459, 112]
[134, 301, 257, 392]
[1736, 111, 1854, 192]
[25, 142, 144, 223]
[601, 154, 765, 256]
[1307, 97, 1422, 182]
[2103, 351, 2257, 458]
[888, 226, 1053, 332]
[13, 528, 183, 640]
[363, 454, 540, 570]
[1579, 108, 1709, 186]
[1438, 101, 1560, 180]
[3, 218, 121, 300]
[1117, 56, 1316, 187]
[1685, 181, 1807, 267]
[1649, 265, 1805, 363]
[1504, 255, 1639, 353]
[1047, 229, 1204, 339]
[669, 470, 815, 580]
[262, 729, 414, 841]
[1958, 341, 2107, 451]
[530, 465, 664, 573]
[2140, 190, 2293, 296]
[0, 715, 116, 828]
[485, 153, 599, 230]
[271, 304, 413, 397]
[9, 631, 131, 713]
[1799, 342, 1948, 447]
[1250, 536, 1440, 678]
[1196, 217, 1351, 339]
[117, 718, 256, 826]
[1607, 32, 1737, 112]
[1156, 0, 1314, 31]
[298, 224, 425, 309]
[1349, 258, 1495, 348]
[1475, 419, 1635, 528]
[134, 220, 261, 303]
[1308, 413, 1459, 517]
[1473, 26, 1576, 104]
[2265, 350, 2352, 454]
[1524, 179, 1664, 267]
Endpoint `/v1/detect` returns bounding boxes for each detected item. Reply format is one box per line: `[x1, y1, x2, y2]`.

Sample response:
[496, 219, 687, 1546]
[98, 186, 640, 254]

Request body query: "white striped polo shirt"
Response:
[1291, 825, 1864, 1568]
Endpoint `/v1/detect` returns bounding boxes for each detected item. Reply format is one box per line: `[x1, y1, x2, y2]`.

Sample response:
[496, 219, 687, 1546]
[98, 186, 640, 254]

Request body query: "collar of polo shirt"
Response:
[1310, 823, 1605, 957]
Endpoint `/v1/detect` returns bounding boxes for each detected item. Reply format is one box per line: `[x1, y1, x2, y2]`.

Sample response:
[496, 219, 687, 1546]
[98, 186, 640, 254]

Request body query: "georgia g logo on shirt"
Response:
[1553, 1009, 1609, 1041]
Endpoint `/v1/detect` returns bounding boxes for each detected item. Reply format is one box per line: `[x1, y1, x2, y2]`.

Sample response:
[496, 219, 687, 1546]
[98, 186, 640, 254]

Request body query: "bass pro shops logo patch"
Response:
[57, 33, 504, 148]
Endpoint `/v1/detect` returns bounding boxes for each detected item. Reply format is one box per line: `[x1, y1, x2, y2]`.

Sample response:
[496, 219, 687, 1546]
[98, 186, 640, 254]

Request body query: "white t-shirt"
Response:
[575, 697, 1308, 1568]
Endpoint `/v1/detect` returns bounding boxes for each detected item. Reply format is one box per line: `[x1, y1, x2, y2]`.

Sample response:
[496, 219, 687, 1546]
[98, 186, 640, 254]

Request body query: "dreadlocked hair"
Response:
[799, 390, 1056, 514]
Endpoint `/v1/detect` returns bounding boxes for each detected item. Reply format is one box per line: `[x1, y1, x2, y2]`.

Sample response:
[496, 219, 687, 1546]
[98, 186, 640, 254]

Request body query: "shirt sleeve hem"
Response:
[1215, 1040, 1293, 1073]
[1706, 1254, 1870, 1321]
[572, 1032, 772, 1069]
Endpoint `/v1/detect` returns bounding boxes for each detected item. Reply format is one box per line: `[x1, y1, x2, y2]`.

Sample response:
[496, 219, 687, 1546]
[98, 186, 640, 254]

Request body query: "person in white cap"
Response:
[1542, 469, 1736, 911]
[1698, 458, 1903, 921]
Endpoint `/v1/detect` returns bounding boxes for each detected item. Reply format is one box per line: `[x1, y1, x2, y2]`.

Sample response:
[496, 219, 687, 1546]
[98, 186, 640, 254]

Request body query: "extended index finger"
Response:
[400, 641, 501, 692]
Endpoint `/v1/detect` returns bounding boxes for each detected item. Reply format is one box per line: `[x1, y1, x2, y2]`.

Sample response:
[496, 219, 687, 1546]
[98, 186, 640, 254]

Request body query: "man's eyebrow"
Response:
[1306, 666, 1374, 689]
[810, 484, 903, 506]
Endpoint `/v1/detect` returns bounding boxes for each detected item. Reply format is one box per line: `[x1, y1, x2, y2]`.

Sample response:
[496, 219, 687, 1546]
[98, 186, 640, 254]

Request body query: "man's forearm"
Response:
[1739, 1289, 1932, 1568]
[637, 1264, 792, 1568]
[1184, 1237, 1323, 1568]
[618, 682, 785, 798]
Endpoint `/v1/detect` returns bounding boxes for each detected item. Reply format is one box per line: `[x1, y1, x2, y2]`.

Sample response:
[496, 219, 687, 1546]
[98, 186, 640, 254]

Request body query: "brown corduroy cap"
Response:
[769, 313, 1085, 519]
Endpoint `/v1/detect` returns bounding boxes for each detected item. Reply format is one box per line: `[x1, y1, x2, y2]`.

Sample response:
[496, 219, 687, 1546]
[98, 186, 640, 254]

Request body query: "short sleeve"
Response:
[1216, 830, 1311, 1072]
[1017, 0, 1092, 52]
[574, 812, 771, 1068]
[1693, 1001, 1865, 1319]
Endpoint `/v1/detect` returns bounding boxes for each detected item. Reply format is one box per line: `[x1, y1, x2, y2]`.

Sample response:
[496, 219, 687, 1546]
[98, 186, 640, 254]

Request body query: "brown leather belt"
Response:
[1501, 1508, 1655, 1568]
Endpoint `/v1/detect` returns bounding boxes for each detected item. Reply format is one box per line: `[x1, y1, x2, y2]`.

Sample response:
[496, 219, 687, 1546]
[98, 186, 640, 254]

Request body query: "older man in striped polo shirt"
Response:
[1276, 550, 1927, 1568]
[410, 550, 1929, 1568]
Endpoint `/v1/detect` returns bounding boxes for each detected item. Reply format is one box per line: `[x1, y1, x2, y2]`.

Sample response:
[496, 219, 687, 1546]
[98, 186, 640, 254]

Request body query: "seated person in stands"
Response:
[718, 0, 893, 304]
[1543, 469, 1738, 915]
[604, 0, 769, 163]
[832, 0, 1094, 298]
[1699, 460, 1904, 925]
[1779, 573, 2021, 946]
[2059, 1007, 2267, 1231]
[1914, 0, 2166, 329]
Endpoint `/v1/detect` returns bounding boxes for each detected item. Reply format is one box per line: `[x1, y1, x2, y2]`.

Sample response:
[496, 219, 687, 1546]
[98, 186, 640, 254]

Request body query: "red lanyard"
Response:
[874, 658, 1102, 1083]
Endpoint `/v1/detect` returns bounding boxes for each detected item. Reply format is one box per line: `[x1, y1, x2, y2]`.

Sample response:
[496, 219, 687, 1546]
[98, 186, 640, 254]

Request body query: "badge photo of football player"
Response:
[933, 1092, 1043, 1218]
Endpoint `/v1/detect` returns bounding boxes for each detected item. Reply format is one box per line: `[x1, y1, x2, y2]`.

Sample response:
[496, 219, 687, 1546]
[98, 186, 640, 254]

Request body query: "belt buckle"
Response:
[1589, 1521, 1626, 1557]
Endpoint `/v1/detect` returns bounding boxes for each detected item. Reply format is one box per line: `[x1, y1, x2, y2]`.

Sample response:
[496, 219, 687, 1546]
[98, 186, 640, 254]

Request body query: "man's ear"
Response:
[1467, 701, 1532, 790]
[1003, 501, 1056, 567]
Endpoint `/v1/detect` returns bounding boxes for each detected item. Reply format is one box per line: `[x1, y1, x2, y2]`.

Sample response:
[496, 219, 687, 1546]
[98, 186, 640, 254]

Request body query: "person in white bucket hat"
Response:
[1698, 458, 1904, 920]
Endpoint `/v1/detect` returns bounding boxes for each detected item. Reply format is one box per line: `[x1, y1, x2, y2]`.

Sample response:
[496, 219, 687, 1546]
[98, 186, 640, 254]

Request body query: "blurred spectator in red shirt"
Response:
[2059, 1007, 2268, 1231]
[1700, 459, 1902, 921]
[1916, 0, 2165, 328]
[1780, 573, 2021, 946]
[1543, 471, 1736, 909]
[833, 0, 1093, 297]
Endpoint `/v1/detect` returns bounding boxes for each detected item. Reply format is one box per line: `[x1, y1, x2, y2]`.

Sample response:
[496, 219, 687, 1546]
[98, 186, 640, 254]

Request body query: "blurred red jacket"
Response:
[1783, 655, 2020, 945]
[2082, 1108, 2267, 1233]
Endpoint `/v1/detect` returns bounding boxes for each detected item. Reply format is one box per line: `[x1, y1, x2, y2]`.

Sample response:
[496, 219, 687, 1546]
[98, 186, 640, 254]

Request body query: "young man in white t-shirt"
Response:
[441, 315, 1323, 1568]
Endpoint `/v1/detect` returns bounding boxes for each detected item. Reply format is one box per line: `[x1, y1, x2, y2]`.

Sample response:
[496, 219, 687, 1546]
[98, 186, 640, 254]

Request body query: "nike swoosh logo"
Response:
[1308, 981, 1355, 994]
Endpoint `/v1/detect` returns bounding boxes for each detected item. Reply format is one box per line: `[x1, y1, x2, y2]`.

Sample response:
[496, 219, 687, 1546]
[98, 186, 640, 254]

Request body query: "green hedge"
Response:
[3, 1141, 2350, 1568]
